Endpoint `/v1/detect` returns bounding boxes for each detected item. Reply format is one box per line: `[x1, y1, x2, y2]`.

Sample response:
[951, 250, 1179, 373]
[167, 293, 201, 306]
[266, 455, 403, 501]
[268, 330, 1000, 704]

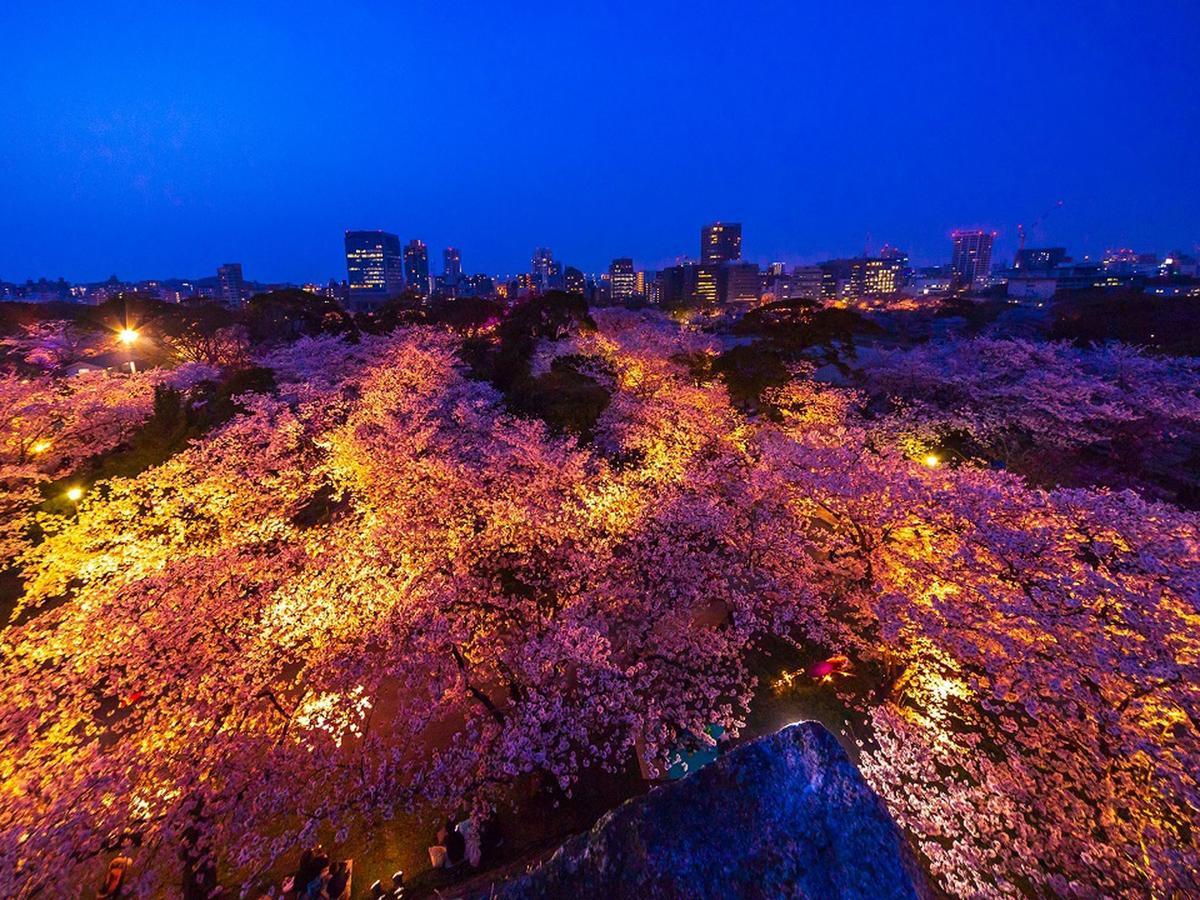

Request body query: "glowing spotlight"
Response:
[117, 328, 139, 346]
[30, 440, 51, 455]
[923, 453, 941, 468]
[65, 486, 83, 502]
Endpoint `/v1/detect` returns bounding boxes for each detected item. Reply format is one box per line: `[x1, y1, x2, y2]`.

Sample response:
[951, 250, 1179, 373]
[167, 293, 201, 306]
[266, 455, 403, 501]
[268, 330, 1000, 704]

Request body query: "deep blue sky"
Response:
[1, 1, 1197, 283]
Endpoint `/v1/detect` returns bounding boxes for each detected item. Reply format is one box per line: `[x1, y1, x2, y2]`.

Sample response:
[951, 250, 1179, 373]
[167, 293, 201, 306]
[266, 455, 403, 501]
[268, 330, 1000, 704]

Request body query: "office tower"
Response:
[950, 230, 996, 288]
[531, 247, 555, 291]
[564, 266, 586, 296]
[443, 248, 462, 284]
[719, 262, 763, 305]
[848, 256, 906, 296]
[345, 231, 404, 307]
[216, 263, 245, 307]
[701, 222, 743, 264]
[792, 266, 824, 300]
[656, 266, 687, 305]
[404, 239, 431, 296]
[609, 258, 636, 302]
[688, 263, 721, 304]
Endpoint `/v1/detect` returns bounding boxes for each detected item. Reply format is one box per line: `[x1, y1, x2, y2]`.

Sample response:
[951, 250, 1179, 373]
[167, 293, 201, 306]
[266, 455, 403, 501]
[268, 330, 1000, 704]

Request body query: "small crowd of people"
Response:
[283, 845, 351, 900]
[427, 814, 503, 872]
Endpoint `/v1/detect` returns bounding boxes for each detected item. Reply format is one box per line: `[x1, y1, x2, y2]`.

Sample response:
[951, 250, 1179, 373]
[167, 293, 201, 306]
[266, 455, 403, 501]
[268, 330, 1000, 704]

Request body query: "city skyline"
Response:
[2, 2, 1198, 283]
[4, 218, 1197, 289]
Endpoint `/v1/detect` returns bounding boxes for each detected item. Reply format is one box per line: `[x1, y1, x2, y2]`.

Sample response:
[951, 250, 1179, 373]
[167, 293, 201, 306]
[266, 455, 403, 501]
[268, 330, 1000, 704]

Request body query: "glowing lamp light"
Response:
[65, 486, 84, 502]
[30, 440, 51, 455]
[923, 453, 941, 468]
[117, 328, 139, 346]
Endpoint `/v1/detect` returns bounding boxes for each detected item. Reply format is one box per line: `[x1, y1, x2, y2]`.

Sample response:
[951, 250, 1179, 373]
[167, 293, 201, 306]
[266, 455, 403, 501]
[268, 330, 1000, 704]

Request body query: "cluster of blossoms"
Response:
[860, 338, 1200, 488]
[0, 363, 217, 562]
[0, 313, 1196, 897]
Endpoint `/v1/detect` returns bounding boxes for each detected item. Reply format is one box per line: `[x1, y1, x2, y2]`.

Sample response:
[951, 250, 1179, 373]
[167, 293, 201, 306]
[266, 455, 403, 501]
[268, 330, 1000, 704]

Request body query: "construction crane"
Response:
[1016, 199, 1065, 256]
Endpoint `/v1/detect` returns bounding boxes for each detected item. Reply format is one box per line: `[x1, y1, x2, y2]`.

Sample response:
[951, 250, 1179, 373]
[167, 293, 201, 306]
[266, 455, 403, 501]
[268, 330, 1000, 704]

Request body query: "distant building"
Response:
[404, 239, 431, 297]
[1014, 247, 1068, 272]
[531, 247, 555, 292]
[701, 222, 742, 264]
[461, 273, 495, 297]
[564, 266, 586, 296]
[690, 263, 721, 304]
[720, 262, 763, 305]
[819, 259, 853, 299]
[443, 248, 462, 284]
[216, 263, 245, 307]
[847, 256, 906, 296]
[656, 266, 687, 305]
[912, 266, 954, 296]
[1160, 251, 1198, 278]
[767, 266, 823, 301]
[345, 231, 404, 308]
[950, 230, 996, 289]
[609, 258, 636, 302]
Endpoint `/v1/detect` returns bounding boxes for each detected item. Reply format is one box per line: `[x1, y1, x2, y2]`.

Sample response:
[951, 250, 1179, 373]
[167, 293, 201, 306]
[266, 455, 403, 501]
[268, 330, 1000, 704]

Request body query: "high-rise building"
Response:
[689, 263, 721, 304]
[950, 230, 996, 288]
[847, 256, 906, 296]
[404, 239, 431, 296]
[216, 263, 245, 307]
[443, 247, 462, 284]
[345, 231, 404, 307]
[701, 222, 743, 264]
[564, 266, 586, 296]
[531, 247, 555, 292]
[719, 262, 763, 305]
[609, 258, 636, 302]
[656, 266, 687, 306]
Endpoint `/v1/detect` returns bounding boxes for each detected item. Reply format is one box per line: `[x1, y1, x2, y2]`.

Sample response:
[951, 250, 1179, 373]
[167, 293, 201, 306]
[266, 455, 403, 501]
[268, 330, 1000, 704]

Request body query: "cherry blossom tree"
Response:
[0, 312, 1196, 899]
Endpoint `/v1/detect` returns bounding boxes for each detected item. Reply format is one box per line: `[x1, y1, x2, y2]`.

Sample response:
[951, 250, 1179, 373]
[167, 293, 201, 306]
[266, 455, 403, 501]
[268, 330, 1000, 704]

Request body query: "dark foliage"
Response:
[1050, 289, 1200, 356]
[243, 289, 356, 343]
[734, 298, 882, 356]
[44, 367, 277, 507]
[462, 293, 608, 439]
[712, 343, 790, 412]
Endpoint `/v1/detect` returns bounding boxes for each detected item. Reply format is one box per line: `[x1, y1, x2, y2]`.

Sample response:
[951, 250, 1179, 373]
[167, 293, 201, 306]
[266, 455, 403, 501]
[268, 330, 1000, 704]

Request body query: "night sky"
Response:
[2, 0, 1197, 283]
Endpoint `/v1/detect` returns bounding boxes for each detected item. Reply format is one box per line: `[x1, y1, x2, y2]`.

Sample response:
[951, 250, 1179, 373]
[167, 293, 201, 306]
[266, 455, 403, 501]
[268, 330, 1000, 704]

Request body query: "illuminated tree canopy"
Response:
[0, 309, 1197, 897]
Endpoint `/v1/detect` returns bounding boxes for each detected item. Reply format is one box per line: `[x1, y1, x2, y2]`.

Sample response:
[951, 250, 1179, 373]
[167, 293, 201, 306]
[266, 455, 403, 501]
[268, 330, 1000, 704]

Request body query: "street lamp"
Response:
[923, 453, 941, 468]
[65, 486, 83, 502]
[118, 328, 139, 373]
